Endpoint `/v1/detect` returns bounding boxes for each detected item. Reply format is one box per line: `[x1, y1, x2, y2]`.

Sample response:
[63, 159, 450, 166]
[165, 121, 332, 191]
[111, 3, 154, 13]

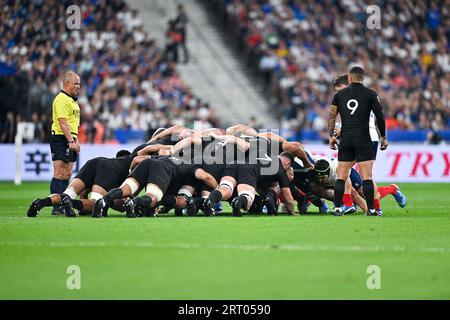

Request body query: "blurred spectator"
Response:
[1, 112, 15, 143]
[175, 4, 189, 63]
[220, 0, 450, 134]
[426, 130, 444, 145]
[0, 0, 219, 143]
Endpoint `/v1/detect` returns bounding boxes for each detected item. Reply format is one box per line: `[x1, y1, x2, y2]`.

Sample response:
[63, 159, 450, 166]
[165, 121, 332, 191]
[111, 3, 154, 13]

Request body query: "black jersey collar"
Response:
[350, 82, 364, 87]
[60, 90, 78, 102]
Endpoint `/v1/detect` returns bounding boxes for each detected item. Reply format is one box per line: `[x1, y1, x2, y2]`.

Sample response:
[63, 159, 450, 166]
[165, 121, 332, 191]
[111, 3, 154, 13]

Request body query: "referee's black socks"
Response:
[333, 179, 345, 208]
[50, 178, 68, 213]
[363, 179, 375, 210]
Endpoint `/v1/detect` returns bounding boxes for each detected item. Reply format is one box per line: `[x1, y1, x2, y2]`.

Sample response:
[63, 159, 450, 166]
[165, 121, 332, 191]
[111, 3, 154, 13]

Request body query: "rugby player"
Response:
[27, 150, 136, 217]
[333, 74, 407, 214]
[92, 156, 218, 218]
[328, 66, 388, 216]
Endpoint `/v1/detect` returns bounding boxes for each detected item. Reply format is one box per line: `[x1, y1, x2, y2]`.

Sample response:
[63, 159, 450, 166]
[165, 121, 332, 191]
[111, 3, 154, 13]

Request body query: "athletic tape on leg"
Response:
[89, 192, 103, 201]
[178, 188, 193, 198]
[146, 184, 164, 202]
[63, 187, 77, 200]
[122, 178, 139, 195]
[219, 180, 234, 194]
[238, 192, 255, 210]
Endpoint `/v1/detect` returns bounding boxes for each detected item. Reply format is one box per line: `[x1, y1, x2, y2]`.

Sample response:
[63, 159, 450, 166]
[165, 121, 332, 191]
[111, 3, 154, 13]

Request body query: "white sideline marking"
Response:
[0, 241, 449, 254]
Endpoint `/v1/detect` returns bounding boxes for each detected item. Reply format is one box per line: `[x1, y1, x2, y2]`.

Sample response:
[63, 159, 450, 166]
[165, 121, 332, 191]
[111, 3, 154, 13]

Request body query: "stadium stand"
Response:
[0, 0, 220, 144]
[209, 0, 450, 141]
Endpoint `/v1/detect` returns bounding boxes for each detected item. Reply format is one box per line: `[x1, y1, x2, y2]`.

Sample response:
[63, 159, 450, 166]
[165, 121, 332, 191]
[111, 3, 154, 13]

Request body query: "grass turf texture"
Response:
[0, 182, 449, 299]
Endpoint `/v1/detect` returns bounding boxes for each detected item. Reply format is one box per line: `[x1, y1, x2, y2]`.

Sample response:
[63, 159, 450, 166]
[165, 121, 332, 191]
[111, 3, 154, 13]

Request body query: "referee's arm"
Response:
[58, 117, 79, 152]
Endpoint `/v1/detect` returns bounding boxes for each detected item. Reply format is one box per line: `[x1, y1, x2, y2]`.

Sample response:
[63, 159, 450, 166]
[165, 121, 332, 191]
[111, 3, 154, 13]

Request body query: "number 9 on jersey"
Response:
[347, 99, 359, 115]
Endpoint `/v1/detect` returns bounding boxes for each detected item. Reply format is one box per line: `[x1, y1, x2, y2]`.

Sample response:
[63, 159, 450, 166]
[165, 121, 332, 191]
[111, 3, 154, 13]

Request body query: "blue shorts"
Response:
[372, 141, 378, 160]
[350, 168, 363, 191]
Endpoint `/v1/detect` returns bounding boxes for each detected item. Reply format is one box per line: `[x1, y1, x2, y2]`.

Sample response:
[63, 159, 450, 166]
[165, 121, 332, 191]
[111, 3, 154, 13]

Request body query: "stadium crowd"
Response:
[0, 0, 219, 144]
[220, 0, 450, 134]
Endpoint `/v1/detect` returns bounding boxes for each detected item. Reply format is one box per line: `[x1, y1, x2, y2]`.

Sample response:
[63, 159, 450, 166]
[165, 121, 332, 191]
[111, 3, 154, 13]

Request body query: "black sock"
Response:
[159, 195, 176, 209]
[238, 195, 248, 210]
[103, 188, 123, 205]
[71, 199, 84, 211]
[139, 195, 153, 208]
[264, 190, 277, 213]
[363, 179, 375, 210]
[334, 179, 345, 208]
[208, 190, 222, 205]
[311, 197, 324, 208]
[194, 197, 205, 210]
[39, 197, 53, 209]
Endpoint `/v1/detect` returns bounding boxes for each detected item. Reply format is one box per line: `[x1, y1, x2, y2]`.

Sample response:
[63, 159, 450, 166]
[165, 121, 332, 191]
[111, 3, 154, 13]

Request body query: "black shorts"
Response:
[50, 135, 77, 163]
[237, 164, 259, 188]
[75, 157, 127, 191]
[338, 135, 373, 162]
[129, 159, 174, 193]
[199, 163, 225, 192]
[221, 163, 239, 181]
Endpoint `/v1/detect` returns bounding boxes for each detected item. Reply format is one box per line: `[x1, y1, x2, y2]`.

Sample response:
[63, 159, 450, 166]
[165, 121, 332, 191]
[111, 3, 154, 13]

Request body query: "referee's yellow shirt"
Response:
[51, 90, 80, 137]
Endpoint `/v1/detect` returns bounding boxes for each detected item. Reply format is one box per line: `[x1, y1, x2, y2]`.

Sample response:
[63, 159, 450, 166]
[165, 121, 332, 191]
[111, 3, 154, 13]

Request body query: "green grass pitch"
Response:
[0, 182, 449, 299]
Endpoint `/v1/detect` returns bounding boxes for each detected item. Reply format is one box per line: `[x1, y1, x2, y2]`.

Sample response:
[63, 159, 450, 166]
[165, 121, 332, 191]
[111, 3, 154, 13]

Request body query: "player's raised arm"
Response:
[370, 92, 388, 150]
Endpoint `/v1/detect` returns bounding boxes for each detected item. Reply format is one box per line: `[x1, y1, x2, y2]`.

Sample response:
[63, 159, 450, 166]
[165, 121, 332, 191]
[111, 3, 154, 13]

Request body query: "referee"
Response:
[49, 71, 81, 215]
[328, 66, 388, 216]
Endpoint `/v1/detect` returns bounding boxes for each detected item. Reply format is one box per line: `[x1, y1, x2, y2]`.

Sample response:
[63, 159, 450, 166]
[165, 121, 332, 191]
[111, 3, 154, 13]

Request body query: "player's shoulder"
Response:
[332, 87, 347, 99]
[364, 86, 379, 98]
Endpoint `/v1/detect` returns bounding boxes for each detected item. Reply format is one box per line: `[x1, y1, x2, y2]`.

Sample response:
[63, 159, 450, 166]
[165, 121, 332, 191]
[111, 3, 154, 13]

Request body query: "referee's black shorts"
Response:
[50, 134, 77, 163]
[338, 135, 373, 163]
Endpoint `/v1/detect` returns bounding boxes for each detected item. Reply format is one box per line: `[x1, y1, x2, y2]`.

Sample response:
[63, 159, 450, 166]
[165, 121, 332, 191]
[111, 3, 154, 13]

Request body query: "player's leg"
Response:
[128, 183, 163, 218]
[334, 161, 353, 215]
[70, 184, 107, 216]
[27, 177, 85, 217]
[232, 184, 256, 217]
[94, 178, 139, 218]
[203, 175, 236, 216]
[377, 184, 407, 207]
[358, 159, 378, 215]
[341, 177, 356, 214]
[58, 178, 87, 217]
[177, 185, 198, 216]
[347, 169, 368, 213]
[334, 136, 356, 216]
[264, 184, 279, 215]
[50, 160, 70, 215]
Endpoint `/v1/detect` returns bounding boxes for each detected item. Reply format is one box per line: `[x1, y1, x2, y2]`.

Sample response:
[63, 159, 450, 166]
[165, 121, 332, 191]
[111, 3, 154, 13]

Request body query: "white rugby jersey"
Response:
[369, 111, 379, 142]
[313, 155, 338, 187]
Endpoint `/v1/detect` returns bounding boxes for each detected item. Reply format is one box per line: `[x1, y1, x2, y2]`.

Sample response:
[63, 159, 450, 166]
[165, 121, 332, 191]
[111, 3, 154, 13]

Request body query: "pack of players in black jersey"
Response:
[28, 66, 408, 218]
